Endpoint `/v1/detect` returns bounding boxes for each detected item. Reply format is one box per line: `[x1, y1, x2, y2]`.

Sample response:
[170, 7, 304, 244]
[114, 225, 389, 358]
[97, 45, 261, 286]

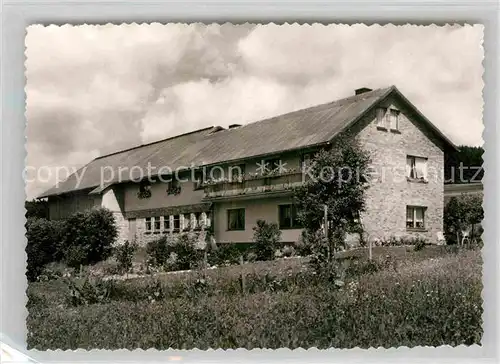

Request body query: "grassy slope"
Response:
[27, 246, 482, 350]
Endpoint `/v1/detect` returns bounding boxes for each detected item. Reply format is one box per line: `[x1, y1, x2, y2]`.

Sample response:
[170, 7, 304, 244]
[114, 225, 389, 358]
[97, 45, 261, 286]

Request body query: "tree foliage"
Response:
[25, 217, 66, 281]
[444, 145, 483, 184]
[293, 136, 371, 250]
[252, 219, 282, 261]
[25, 199, 49, 219]
[444, 194, 484, 244]
[62, 208, 118, 267]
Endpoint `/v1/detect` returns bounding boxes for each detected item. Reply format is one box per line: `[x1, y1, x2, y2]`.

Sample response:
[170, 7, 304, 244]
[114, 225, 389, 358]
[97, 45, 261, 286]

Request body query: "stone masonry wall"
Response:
[354, 95, 445, 243]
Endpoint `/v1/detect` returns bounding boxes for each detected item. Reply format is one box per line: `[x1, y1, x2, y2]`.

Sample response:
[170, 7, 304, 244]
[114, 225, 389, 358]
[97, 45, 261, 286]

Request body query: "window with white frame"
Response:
[153, 217, 161, 232]
[406, 206, 426, 229]
[205, 211, 212, 227]
[388, 109, 400, 130]
[145, 217, 152, 232]
[194, 212, 202, 229]
[173, 215, 180, 232]
[376, 107, 387, 128]
[163, 216, 170, 233]
[182, 214, 191, 231]
[406, 155, 428, 181]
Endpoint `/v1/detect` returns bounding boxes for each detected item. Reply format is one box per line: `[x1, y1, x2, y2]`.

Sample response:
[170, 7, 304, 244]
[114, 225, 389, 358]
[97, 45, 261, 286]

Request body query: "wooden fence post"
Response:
[239, 255, 246, 295]
[368, 239, 373, 261]
[203, 250, 208, 279]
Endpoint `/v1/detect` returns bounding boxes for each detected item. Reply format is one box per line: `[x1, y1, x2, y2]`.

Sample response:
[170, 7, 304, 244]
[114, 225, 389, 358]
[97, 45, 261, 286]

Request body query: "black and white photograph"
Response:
[24, 23, 484, 350]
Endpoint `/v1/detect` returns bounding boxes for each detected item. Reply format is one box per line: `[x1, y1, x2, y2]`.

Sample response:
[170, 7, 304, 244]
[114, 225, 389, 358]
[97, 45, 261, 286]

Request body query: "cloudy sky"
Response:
[25, 23, 484, 199]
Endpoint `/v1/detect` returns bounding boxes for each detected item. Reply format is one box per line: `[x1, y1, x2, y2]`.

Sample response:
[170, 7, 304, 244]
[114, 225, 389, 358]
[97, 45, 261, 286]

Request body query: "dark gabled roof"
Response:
[38, 85, 456, 198]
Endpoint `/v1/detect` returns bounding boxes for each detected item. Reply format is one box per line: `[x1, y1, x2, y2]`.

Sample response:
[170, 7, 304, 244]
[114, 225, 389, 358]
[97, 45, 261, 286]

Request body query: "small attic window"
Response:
[387, 109, 400, 131]
[376, 108, 387, 129]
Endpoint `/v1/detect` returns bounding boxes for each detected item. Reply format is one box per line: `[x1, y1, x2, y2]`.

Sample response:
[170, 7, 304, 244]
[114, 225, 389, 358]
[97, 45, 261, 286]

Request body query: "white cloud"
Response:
[25, 23, 484, 199]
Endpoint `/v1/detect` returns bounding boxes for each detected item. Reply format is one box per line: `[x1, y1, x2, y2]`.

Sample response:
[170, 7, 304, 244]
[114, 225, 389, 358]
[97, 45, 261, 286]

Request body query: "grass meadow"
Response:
[27, 245, 482, 349]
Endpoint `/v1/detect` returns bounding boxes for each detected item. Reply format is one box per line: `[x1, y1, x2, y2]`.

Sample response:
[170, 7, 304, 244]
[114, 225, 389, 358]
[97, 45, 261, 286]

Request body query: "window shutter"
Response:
[376, 108, 386, 127]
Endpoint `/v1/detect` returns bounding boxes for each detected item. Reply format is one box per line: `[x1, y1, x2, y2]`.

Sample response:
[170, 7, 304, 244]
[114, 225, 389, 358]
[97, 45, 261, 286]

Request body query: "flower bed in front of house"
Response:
[27, 247, 482, 350]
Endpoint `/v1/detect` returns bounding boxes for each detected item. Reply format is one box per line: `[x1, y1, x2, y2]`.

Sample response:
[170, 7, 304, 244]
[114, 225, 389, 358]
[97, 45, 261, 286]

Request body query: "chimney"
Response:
[228, 124, 242, 129]
[355, 87, 373, 95]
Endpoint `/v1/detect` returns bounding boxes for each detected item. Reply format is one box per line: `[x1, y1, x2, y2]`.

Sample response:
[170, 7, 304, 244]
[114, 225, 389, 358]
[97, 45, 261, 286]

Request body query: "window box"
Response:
[138, 181, 152, 199]
[376, 125, 388, 131]
[390, 128, 401, 134]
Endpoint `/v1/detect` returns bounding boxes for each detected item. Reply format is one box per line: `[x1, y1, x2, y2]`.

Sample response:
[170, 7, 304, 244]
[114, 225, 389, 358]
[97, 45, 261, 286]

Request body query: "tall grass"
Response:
[27, 249, 482, 349]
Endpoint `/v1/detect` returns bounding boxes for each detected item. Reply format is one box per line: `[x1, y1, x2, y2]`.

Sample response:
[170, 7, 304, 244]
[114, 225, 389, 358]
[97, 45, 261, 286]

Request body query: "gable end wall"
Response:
[353, 96, 444, 242]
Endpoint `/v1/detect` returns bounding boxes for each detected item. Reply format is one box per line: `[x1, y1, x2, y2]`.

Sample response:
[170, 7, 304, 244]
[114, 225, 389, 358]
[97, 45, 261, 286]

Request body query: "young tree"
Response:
[444, 194, 484, 244]
[252, 219, 282, 261]
[294, 135, 371, 258]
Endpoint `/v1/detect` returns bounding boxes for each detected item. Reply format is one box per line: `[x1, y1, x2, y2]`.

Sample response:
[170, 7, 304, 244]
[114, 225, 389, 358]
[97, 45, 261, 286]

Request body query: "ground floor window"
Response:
[406, 206, 426, 229]
[227, 208, 245, 231]
[206, 211, 212, 227]
[163, 216, 170, 232]
[278, 204, 302, 229]
[173, 215, 180, 232]
[145, 217, 152, 232]
[193, 212, 202, 229]
[154, 217, 161, 232]
[182, 214, 191, 231]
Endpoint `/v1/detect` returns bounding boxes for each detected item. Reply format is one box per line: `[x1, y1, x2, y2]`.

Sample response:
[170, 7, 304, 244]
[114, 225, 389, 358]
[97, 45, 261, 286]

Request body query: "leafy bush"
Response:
[114, 241, 138, 274]
[146, 233, 203, 271]
[252, 219, 282, 261]
[65, 275, 114, 306]
[146, 236, 170, 267]
[207, 243, 256, 266]
[25, 199, 49, 219]
[174, 233, 204, 270]
[413, 238, 426, 251]
[281, 245, 296, 258]
[25, 217, 66, 282]
[295, 231, 315, 256]
[207, 243, 241, 266]
[61, 208, 117, 268]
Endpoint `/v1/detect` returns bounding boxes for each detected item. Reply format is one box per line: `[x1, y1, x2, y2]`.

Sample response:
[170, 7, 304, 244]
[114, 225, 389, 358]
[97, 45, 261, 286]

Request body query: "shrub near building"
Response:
[25, 217, 66, 282]
[60, 208, 118, 268]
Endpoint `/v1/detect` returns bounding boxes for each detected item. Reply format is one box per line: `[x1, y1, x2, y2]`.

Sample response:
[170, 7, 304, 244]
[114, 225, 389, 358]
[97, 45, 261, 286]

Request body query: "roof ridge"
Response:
[218, 86, 393, 132]
[93, 126, 215, 160]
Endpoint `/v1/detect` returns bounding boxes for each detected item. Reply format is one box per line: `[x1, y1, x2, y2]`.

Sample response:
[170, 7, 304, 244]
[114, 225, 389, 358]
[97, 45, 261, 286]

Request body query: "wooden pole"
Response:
[368, 239, 373, 261]
[239, 255, 246, 295]
[323, 204, 330, 261]
[203, 250, 208, 279]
